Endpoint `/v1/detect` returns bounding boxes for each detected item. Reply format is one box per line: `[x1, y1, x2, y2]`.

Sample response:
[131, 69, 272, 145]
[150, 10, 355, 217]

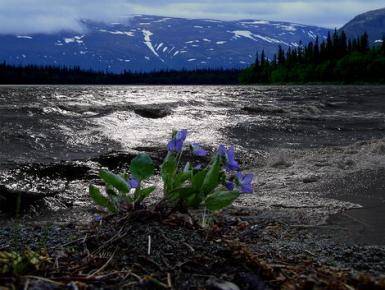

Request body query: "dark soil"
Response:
[2, 208, 385, 290]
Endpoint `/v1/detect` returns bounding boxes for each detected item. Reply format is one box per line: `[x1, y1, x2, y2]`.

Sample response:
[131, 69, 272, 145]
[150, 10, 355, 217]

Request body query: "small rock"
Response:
[302, 175, 320, 183]
[207, 279, 240, 290]
[243, 106, 285, 115]
[133, 105, 172, 119]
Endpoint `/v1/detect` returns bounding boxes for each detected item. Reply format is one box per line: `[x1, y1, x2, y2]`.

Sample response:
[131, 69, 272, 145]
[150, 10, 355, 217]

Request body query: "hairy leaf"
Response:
[99, 169, 130, 193]
[130, 153, 155, 180]
[201, 156, 221, 195]
[205, 190, 240, 212]
[89, 185, 117, 213]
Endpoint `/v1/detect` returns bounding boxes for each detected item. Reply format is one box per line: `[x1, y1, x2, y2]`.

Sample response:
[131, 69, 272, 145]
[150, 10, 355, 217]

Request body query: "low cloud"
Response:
[0, 0, 384, 34]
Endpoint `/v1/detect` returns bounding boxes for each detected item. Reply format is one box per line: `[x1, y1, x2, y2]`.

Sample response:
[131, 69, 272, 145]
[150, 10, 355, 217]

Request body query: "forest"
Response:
[1, 31, 385, 85]
[0, 63, 241, 85]
[240, 31, 385, 84]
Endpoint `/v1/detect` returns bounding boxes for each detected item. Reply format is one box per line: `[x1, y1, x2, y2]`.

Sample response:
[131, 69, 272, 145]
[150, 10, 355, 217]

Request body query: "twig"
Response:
[87, 248, 117, 278]
[344, 284, 356, 290]
[167, 273, 172, 288]
[157, 229, 195, 253]
[183, 242, 195, 253]
[51, 234, 93, 249]
[148, 235, 152, 256]
[94, 226, 128, 254]
[23, 276, 64, 286]
[23, 279, 30, 290]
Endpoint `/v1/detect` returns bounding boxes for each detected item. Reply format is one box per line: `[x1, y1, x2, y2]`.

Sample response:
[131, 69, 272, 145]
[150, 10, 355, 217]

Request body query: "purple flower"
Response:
[236, 172, 254, 193]
[95, 215, 103, 222]
[225, 181, 235, 191]
[218, 145, 240, 171]
[167, 129, 188, 153]
[194, 164, 203, 170]
[129, 178, 139, 189]
[191, 143, 207, 156]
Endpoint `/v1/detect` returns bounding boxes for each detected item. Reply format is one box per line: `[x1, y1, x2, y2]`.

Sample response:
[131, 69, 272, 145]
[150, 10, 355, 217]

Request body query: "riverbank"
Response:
[1, 137, 385, 289]
[1, 85, 385, 289]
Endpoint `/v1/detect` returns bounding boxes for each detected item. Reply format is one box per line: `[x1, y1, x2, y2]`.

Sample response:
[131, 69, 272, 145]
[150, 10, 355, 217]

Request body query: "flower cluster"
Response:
[90, 129, 254, 215]
[166, 129, 254, 195]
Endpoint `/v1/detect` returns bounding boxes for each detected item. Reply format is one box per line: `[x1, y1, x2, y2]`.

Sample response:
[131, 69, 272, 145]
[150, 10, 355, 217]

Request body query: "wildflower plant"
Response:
[89, 153, 156, 213]
[89, 129, 254, 214]
[161, 129, 254, 212]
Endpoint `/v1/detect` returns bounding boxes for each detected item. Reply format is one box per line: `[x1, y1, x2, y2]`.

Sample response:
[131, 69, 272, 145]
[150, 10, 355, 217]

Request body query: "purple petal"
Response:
[227, 160, 240, 171]
[95, 215, 103, 222]
[227, 146, 236, 161]
[225, 181, 235, 191]
[129, 178, 139, 188]
[194, 164, 203, 170]
[242, 174, 254, 184]
[167, 140, 176, 152]
[176, 129, 188, 141]
[191, 143, 207, 156]
[175, 139, 184, 153]
[240, 183, 253, 193]
[218, 144, 226, 157]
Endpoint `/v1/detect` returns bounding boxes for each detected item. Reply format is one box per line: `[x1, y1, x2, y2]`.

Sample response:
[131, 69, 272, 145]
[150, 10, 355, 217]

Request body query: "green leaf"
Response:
[89, 185, 117, 213]
[130, 154, 155, 180]
[105, 184, 118, 196]
[204, 191, 240, 212]
[99, 169, 130, 193]
[174, 171, 191, 188]
[201, 156, 221, 195]
[136, 186, 156, 199]
[192, 169, 208, 191]
[160, 153, 177, 179]
[161, 152, 177, 194]
[183, 162, 191, 173]
[133, 186, 156, 204]
[184, 190, 203, 208]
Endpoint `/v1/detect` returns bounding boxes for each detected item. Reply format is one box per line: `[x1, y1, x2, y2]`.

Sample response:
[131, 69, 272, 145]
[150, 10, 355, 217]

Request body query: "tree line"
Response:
[240, 31, 385, 84]
[0, 62, 241, 85]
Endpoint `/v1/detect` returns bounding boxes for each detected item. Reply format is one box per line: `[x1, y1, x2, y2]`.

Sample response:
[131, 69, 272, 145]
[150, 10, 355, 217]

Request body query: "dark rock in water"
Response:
[303, 175, 320, 183]
[134, 105, 173, 119]
[92, 151, 137, 169]
[0, 184, 58, 213]
[243, 106, 285, 115]
[23, 162, 93, 180]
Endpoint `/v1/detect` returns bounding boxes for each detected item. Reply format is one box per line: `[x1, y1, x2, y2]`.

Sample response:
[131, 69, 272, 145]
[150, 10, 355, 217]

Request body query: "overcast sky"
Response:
[0, 0, 384, 34]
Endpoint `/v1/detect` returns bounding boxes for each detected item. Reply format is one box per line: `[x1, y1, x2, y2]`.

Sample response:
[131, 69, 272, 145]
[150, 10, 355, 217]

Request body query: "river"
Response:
[0, 85, 384, 246]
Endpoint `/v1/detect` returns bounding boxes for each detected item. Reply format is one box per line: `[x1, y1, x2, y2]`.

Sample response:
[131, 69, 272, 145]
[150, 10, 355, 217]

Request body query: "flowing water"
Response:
[1, 85, 384, 167]
[0, 85, 385, 243]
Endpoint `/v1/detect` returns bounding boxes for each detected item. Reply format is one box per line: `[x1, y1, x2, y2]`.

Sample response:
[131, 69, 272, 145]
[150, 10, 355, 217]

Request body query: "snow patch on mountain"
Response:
[98, 29, 134, 37]
[142, 29, 164, 62]
[16, 36, 32, 39]
[64, 35, 85, 44]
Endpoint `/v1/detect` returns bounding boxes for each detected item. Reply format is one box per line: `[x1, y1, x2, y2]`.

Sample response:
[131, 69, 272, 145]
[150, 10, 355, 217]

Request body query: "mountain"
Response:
[0, 15, 330, 72]
[340, 8, 385, 43]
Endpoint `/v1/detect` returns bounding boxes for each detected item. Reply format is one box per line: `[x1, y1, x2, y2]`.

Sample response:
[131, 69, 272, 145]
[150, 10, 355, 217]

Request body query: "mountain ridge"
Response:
[340, 8, 385, 42]
[0, 15, 330, 72]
